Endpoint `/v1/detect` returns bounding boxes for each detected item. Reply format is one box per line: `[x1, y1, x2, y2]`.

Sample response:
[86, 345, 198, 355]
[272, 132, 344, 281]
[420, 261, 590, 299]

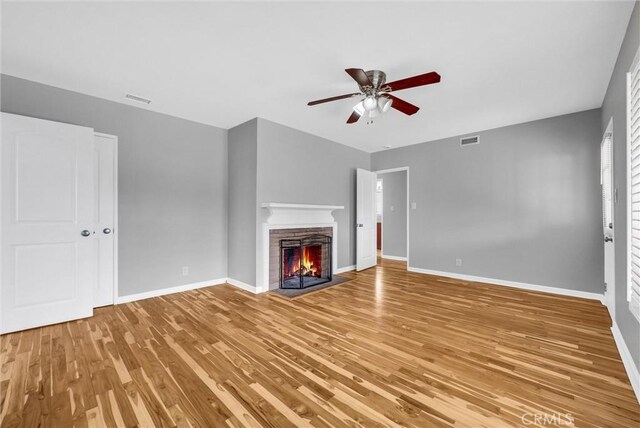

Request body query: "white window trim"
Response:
[626, 46, 640, 322]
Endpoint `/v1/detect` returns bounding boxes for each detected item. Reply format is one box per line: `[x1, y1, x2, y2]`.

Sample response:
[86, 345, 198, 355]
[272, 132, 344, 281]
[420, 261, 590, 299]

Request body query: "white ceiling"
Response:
[1, 1, 635, 152]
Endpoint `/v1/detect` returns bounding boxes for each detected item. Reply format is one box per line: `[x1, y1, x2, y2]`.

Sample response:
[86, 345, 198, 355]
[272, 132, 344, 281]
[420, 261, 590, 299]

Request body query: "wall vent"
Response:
[460, 135, 479, 147]
[124, 93, 151, 104]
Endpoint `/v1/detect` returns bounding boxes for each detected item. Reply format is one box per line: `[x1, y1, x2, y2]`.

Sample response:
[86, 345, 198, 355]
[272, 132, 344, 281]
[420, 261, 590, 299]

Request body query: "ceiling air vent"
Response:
[124, 93, 151, 104]
[460, 135, 479, 147]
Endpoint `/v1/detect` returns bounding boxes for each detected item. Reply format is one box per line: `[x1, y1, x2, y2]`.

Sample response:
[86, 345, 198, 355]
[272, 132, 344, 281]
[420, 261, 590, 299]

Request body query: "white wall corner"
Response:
[611, 322, 640, 405]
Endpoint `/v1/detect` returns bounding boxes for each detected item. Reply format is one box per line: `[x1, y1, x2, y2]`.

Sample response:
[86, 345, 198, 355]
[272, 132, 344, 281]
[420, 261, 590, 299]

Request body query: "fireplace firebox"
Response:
[280, 235, 332, 289]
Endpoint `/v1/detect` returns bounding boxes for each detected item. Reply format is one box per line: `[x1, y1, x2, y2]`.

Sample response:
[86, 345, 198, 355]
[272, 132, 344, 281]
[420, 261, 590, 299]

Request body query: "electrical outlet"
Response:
[182, 266, 189, 276]
[411, 202, 417, 210]
[455, 259, 463, 267]
[390, 205, 395, 211]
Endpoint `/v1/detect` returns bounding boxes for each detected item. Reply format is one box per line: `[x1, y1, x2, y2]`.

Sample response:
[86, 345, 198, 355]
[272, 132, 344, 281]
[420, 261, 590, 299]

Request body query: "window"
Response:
[628, 49, 640, 323]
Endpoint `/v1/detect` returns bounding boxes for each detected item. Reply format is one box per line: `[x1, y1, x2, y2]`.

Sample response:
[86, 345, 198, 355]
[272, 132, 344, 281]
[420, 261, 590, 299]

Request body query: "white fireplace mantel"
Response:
[256, 203, 344, 293]
[261, 202, 344, 225]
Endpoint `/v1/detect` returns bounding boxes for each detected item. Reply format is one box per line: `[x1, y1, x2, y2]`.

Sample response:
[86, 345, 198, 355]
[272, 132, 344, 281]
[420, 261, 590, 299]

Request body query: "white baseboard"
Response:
[226, 277, 259, 294]
[381, 254, 407, 261]
[407, 266, 604, 301]
[611, 322, 640, 405]
[336, 265, 356, 274]
[116, 278, 227, 304]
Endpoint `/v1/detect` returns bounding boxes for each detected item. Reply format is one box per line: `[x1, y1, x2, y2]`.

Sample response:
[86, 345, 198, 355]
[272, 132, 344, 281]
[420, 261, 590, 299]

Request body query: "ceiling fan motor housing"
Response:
[362, 70, 387, 93]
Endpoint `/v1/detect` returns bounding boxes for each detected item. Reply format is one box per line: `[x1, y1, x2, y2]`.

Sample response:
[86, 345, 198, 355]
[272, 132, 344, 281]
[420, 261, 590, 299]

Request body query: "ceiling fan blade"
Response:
[383, 71, 441, 92]
[307, 92, 361, 106]
[346, 111, 361, 124]
[345, 68, 374, 88]
[385, 95, 420, 115]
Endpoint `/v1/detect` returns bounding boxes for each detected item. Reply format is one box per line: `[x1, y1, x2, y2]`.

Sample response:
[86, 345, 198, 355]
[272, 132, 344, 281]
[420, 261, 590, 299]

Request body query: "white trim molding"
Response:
[94, 132, 119, 308]
[407, 266, 604, 301]
[335, 265, 356, 274]
[116, 278, 227, 304]
[381, 254, 407, 261]
[261, 202, 344, 225]
[611, 322, 640, 405]
[226, 278, 258, 294]
[627, 48, 640, 322]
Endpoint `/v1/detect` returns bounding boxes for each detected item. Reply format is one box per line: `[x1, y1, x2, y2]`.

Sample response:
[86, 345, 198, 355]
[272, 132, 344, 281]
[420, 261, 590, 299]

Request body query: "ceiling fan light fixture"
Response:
[378, 96, 392, 113]
[363, 96, 378, 111]
[353, 101, 365, 116]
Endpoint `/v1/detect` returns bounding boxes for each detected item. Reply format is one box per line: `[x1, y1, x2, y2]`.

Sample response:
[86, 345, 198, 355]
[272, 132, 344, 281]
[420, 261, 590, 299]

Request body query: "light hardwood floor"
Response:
[1, 258, 639, 427]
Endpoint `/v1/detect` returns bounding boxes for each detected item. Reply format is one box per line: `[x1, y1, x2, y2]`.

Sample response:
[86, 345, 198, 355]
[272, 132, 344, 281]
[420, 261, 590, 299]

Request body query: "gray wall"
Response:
[1, 74, 229, 297]
[227, 119, 258, 285]
[601, 1, 640, 373]
[372, 109, 603, 293]
[378, 170, 407, 258]
[256, 118, 371, 269]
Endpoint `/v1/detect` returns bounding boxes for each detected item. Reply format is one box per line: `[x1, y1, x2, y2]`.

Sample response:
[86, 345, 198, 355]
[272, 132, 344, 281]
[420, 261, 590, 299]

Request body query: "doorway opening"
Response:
[375, 167, 409, 268]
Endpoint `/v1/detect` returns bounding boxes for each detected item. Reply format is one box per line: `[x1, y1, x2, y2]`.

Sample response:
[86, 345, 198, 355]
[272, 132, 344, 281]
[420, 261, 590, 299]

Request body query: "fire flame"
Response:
[300, 247, 318, 276]
[284, 245, 321, 278]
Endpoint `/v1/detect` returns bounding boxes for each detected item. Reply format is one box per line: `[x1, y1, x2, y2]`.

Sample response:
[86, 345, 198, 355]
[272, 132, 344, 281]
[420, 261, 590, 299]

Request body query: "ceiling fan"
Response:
[307, 68, 441, 124]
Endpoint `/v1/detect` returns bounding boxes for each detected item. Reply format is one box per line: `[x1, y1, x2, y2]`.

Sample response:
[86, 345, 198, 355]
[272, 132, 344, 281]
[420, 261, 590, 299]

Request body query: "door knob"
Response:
[81, 230, 91, 237]
[103, 228, 111, 234]
[604, 236, 613, 242]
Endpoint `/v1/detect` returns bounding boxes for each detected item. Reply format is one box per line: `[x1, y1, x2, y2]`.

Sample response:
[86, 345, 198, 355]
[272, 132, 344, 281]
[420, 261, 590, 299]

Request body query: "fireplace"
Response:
[280, 235, 332, 289]
[262, 204, 343, 293]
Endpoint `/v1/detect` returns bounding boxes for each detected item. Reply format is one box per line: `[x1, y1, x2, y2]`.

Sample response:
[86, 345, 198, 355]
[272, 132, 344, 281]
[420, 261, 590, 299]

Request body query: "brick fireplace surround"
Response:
[268, 227, 333, 290]
[258, 203, 344, 293]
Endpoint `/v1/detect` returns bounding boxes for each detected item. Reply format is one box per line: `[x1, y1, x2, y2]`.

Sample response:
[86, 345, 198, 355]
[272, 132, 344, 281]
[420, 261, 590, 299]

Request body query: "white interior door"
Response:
[93, 134, 117, 307]
[601, 123, 615, 317]
[356, 168, 377, 271]
[1, 113, 95, 334]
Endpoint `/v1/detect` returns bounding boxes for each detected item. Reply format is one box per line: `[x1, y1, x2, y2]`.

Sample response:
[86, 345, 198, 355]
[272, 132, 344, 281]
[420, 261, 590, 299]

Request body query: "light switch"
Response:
[390, 205, 395, 211]
[411, 202, 417, 210]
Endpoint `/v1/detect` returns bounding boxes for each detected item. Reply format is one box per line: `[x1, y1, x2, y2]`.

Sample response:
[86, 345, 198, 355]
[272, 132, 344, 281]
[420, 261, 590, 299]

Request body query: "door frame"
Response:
[376, 177, 384, 255]
[602, 119, 615, 318]
[373, 166, 410, 267]
[94, 132, 119, 306]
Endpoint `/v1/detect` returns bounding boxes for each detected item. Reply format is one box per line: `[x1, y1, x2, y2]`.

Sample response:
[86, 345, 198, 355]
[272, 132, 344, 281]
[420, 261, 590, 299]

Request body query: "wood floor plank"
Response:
[1, 258, 639, 427]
